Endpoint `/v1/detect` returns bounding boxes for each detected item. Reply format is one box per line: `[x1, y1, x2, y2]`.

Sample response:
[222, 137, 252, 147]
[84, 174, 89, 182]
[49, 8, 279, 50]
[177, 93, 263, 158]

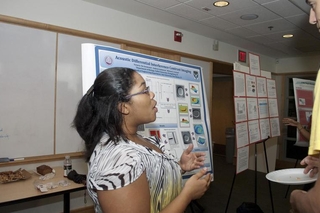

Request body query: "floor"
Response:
[186, 154, 303, 213]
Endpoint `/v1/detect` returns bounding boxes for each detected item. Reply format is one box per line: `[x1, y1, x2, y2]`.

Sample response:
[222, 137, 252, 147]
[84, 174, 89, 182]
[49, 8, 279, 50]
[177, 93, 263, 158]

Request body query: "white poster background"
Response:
[233, 71, 246, 97]
[268, 98, 279, 117]
[236, 146, 249, 174]
[233, 62, 250, 73]
[248, 120, 261, 143]
[267, 79, 277, 98]
[81, 44, 213, 179]
[258, 98, 269, 118]
[260, 118, 271, 140]
[236, 122, 249, 148]
[249, 53, 261, 76]
[270, 117, 280, 137]
[246, 75, 257, 97]
[234, 97, 248, 122]
[247, 98, 259, 120]
[257, 77, 267, 97]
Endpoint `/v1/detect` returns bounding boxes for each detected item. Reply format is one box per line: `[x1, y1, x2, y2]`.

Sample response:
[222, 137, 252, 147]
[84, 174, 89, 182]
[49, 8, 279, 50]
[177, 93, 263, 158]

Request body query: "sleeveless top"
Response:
[87, 133, 182, 213]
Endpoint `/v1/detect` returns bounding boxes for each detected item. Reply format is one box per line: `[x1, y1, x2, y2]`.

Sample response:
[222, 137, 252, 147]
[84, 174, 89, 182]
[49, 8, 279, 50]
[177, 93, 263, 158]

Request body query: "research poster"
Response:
[233, 67, 280, 174]
[292, 78, 315, 144]
[81, 44, 213, 179]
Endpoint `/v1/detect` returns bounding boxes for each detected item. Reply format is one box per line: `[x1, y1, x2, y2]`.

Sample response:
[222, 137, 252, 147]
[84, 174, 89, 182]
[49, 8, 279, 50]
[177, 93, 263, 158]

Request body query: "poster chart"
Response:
[81, 44, 213, 179]
[233, 65, 280, 174]
[292, 78, 315, 145]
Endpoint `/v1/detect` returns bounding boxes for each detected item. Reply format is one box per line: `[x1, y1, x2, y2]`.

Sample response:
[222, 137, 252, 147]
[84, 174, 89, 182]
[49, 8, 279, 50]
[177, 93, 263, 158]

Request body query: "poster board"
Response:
[292, 78, 315, 145]
[81, 44, 213, 178]
[233, 61, 280, 174]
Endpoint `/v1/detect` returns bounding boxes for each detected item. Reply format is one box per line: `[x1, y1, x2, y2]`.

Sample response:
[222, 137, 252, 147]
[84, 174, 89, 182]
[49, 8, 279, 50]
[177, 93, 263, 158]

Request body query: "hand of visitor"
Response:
[300, 155, 319, 178]
[282, 118, 303, 129]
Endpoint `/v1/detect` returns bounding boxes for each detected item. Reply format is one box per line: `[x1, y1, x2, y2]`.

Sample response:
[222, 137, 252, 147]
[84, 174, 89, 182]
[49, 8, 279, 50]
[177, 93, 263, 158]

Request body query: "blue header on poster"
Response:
[94, 46, 202, 82]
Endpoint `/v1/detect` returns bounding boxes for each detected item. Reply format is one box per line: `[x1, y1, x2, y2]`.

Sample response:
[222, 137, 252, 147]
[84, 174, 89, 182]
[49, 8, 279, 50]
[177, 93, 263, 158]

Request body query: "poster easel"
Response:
[225, 137, 274, 213]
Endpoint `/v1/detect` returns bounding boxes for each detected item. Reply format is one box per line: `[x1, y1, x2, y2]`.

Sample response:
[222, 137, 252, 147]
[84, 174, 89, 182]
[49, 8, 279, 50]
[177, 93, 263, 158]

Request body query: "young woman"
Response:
[73, 67, 211, 213]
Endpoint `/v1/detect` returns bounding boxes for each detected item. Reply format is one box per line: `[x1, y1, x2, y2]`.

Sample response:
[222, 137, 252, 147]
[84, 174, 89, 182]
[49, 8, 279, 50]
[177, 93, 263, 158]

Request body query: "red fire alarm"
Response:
[238, 50, 247, 63]
[174, 31, 182, 42]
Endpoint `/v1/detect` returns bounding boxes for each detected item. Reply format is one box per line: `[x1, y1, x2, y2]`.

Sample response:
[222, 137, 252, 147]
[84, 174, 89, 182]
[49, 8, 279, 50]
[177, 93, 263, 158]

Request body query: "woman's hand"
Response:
[300, 156, 320, 178]
[182, 168, 211, 200]
[179, 144, 205, 172]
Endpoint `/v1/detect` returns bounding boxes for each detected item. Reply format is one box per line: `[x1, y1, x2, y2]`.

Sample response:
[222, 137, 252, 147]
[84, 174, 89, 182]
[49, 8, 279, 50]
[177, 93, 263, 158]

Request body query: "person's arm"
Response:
[298, 125, 311, 141]
[290, 157, 320, 213]
[282, 117, 310, 140]
[160, 168, 211, 213]
[97, 169, 211, 213]
[290, 189, 313, 213]
[290, 156, 320, 213]
[97, 172, 150, 213]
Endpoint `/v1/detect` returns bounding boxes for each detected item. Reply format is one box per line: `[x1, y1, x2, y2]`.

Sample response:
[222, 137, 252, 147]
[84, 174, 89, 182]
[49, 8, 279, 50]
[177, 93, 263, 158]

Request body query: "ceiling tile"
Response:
[261, 0, 306, 17]
[135, 0, 181, 9]
[252, 0, 276, 4]
[296, 45, 320, 53]
[278, 36, 320, 47]
[265, 29, 317, 42]
[266, 42, 303, 55]
[245, 19, 298, 34]
[185, 0, 258, 16]
[247, 35, 275, 44]
[289, 0, 311, 14]
[218, 5, 281, 26]
[166, 3, 212, 21]
[200, 16, 238, 30]
[226, 27, 260, 38]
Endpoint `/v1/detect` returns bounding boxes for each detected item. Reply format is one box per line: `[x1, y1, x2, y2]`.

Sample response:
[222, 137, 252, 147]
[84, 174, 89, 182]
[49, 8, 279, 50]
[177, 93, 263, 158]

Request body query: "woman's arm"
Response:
[97, 169, 211, 213]
[283, 117, 310, 140]
[298, 126, 311, 141]
[160, 168, 211, 213]
[97, 172, 151, 213]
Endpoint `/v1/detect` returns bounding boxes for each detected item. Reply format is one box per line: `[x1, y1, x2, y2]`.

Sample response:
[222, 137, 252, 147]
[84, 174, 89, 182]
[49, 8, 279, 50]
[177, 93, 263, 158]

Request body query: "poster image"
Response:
[81, 44, 213, 179]
[292, 78, 315, 143]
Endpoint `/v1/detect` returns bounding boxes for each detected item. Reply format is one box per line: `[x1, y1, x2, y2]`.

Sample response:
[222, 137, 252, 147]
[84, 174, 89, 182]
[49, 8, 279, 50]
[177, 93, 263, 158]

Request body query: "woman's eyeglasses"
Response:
[125, 86, 150, 99]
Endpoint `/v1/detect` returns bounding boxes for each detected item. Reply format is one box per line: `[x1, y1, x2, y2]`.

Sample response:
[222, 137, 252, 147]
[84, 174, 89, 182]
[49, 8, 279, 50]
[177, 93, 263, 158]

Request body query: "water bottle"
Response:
[63, 155, 72, 177]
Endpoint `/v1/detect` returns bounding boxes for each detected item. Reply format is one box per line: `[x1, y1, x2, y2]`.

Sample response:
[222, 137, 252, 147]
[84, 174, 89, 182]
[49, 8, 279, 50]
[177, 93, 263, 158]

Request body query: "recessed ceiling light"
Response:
[283, 34, 294, 38]
[213, 1, 229, 7]
[240, 14, 258, 20]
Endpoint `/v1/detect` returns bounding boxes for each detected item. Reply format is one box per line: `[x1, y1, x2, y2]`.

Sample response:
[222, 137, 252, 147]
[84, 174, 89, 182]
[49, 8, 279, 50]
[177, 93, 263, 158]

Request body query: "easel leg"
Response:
[225, 170, 237, 213]
[189, 200, 205, 213]
[263, 139, 275, 213]
[255, 143, 257, 204]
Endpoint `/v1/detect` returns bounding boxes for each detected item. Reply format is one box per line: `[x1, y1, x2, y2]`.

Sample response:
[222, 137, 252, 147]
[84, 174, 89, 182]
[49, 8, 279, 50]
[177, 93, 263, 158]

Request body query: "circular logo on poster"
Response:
[105, 56, 113, 65]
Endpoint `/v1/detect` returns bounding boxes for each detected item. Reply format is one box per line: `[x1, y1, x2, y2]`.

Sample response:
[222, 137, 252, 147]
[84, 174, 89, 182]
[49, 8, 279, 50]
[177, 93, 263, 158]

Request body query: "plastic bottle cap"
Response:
[65, 155, 70, 159]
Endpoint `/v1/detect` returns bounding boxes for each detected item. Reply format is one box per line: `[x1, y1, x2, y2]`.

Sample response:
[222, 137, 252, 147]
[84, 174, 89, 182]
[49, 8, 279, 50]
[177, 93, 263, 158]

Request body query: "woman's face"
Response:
[125, 72, 158, 125]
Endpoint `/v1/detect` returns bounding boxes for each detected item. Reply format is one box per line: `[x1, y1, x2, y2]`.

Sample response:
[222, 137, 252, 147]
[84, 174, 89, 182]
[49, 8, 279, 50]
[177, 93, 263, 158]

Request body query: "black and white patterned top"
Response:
[87, 133, 182, 213]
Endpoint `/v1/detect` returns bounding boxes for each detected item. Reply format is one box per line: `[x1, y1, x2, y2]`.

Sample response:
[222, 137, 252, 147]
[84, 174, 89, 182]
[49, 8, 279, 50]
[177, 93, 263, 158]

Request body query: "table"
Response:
[0, 167, 86, 213]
